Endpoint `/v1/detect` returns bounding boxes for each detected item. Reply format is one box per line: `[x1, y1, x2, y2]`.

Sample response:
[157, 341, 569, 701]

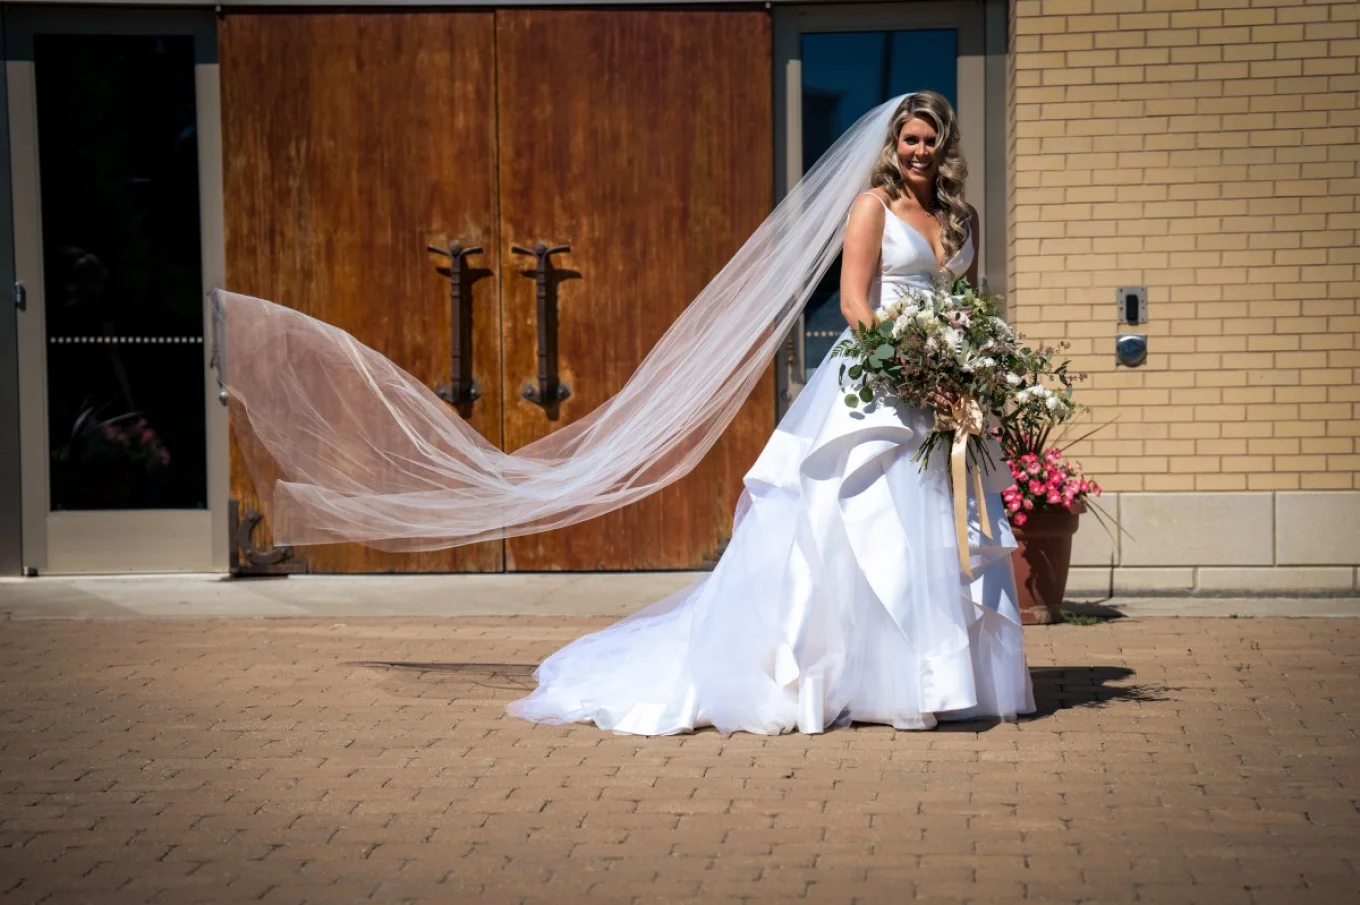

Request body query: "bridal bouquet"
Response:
[833, 279, 1087, 575]
[832, 278, 1083, 475]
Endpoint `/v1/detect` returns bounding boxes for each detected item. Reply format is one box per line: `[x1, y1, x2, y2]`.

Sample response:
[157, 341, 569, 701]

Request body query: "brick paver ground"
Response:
[0, 616, 1357, 905]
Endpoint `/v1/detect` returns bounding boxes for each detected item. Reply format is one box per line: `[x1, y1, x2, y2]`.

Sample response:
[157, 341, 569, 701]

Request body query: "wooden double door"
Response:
[221, 10, 774, 572]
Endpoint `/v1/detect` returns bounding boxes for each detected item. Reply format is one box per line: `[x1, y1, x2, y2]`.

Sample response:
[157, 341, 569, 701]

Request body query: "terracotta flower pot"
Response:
[1010, 501, 1084, 625]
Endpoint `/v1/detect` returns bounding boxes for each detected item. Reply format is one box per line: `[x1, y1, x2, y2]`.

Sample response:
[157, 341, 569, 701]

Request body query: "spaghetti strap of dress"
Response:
[856, 191, 891, 211]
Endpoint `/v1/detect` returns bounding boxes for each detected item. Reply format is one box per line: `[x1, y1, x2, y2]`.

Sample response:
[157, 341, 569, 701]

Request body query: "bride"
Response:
[213, 91, 1034, 737]
[508, 91, 1033, 735]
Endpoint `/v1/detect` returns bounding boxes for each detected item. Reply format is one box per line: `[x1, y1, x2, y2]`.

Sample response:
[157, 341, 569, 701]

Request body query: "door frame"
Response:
[6, 7, 228, 573]
[0, 12, 19, 575]
[772, 0, 1006, 414]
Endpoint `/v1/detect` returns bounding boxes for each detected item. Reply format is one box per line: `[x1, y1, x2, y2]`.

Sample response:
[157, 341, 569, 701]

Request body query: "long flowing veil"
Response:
[212, 96, 903, 551]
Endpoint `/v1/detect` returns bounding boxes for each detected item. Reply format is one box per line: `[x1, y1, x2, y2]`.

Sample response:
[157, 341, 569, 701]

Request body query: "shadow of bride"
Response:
[930, 665, 1175, 732]
[1027, 665, 1175, 718]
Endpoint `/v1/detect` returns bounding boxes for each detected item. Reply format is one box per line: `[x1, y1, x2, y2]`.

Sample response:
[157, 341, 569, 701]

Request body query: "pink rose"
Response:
[1013, 512, 1028, 527]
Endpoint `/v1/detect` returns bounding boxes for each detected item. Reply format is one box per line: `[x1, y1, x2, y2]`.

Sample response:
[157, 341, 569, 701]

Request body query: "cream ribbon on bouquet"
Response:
[933, 396, 993, 579]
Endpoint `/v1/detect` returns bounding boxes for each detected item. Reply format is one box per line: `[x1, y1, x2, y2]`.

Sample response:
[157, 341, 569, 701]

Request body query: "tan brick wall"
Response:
[1007, 0, 1360, 493]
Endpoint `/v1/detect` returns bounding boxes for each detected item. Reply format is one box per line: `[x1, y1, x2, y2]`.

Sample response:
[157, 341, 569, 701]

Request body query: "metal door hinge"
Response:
[229, 499, 305, 577]
[13, 281, 26, 311]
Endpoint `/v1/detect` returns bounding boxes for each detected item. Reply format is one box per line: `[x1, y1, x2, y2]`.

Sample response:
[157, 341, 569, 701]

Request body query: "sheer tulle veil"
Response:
[211, 95, 907, 551]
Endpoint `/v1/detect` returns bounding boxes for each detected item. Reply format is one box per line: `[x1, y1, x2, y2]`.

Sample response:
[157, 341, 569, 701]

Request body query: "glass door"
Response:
[8, 9, 227, 573]
[774, 2, 990, 411]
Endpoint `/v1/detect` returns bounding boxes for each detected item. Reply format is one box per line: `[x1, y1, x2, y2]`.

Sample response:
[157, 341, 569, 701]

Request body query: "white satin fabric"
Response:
[509, 197, 1035, 736]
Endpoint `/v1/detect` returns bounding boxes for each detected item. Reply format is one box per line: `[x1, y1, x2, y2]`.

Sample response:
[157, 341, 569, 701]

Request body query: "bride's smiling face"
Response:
[896, 115, 940, 187]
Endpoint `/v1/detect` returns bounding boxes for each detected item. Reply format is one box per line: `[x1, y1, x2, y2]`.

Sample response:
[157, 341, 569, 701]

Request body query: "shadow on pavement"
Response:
[347, 662, 1177, 729]
[351, 660, 537, 696]
[1028, 665, 1176, 717]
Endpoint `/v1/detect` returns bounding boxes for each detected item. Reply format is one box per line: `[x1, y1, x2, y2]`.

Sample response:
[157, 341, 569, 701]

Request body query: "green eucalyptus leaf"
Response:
[848, 365, 862, 379]
[844, 393, 860, 408]
[859, 386, 873, 403]
[875, 343, 894, 360]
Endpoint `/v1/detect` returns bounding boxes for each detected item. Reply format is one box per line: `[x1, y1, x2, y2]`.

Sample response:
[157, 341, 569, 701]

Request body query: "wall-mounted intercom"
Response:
[1115, 286, 1148, 368]
[1117, 286, 1147, 326]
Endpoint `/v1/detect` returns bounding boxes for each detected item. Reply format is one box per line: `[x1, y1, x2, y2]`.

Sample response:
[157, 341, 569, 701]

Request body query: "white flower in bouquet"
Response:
[892, 314, 912, 338]
[941, 327, 962, 350]
[1005, 372, 1022, 386]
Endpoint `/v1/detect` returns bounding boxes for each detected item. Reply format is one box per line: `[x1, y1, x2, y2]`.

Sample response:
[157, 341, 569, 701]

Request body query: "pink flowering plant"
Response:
[1000, 447, 1101, 528]
[993, 357, 1119, 533]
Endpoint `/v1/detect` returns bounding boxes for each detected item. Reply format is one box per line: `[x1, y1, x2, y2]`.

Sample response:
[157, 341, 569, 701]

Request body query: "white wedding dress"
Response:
[509, 196, 1036, 736]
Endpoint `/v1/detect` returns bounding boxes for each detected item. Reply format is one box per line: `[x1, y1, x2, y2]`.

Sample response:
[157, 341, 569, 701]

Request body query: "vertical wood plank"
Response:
[496, 9, 775, 570]
[221, 11, 504, 573]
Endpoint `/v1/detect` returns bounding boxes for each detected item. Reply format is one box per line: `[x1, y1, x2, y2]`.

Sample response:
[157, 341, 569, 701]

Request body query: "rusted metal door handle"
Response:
[511, 241, 572, 406]
[427, 240, 482, 406]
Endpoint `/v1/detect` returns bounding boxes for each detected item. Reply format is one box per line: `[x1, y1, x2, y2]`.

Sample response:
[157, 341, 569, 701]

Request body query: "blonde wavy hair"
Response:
[869, 91, 969, 264]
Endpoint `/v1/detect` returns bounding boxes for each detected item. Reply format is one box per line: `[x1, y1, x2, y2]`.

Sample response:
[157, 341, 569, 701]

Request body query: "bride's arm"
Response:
[840, 194, 886, 329]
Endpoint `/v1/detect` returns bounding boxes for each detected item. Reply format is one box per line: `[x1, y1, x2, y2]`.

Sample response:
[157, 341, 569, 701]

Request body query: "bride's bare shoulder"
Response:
[849, 190, 889, 224]
[859, 187, 892, 206]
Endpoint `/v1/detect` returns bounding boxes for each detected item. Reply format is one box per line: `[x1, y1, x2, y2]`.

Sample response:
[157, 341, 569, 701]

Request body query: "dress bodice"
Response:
[860, 192, 974, 313]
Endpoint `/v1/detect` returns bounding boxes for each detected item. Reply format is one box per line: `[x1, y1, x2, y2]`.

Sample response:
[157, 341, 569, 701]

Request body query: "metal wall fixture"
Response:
[512, 241, 572, 407]
[1116, 285, 1147, 326]
[1115, 333, 1148, 368]
[427, 239, 483, 407]
[1115, 285, 1148, 368]
[228, 499, 304, 576]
